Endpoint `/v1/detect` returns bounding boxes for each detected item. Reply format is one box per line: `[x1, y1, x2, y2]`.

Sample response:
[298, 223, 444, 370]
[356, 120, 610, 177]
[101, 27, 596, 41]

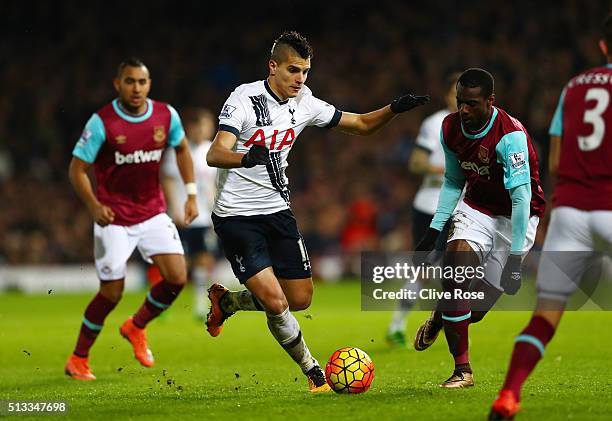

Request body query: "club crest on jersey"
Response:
[115, 135, 127, 144]
[153, 126, 166, 143]
[219, 104, 236, 119]
[289, 108, 296, 125]
[509, 151, 526, 169]
[478, 145, 490, 163]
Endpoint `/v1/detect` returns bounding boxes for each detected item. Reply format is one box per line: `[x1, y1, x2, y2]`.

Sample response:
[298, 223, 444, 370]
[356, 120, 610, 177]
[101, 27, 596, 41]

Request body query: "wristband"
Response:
[185, 182, 197, 196]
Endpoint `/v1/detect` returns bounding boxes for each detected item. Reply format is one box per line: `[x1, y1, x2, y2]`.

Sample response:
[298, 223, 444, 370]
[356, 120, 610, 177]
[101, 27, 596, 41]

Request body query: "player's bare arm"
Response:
[207, 130, 241, 168]
[161, 174, 181, 225]
[207, 130, 269, 169]
[333, 94, 429, 136]
[409, 148, 445, 175]
[174, 138, 199, 225]
[68, 157, 115, 226]
[548, 135, 561, 175]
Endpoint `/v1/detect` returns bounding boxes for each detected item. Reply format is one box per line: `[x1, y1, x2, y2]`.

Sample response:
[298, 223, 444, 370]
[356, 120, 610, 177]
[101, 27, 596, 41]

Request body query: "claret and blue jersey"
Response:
[427, 106, 546, 254]
[72, 98, 185, 225]
[549, 64, 612, 210]
[438, 106, 546, 219]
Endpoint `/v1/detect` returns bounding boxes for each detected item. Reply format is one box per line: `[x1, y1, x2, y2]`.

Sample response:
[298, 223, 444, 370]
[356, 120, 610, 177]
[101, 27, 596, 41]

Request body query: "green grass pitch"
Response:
[1, 281, 611, 420]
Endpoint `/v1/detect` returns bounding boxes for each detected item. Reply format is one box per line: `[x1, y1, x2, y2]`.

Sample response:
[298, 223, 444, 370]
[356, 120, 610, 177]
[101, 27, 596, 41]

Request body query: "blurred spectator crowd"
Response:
[0, 1, 608, 272]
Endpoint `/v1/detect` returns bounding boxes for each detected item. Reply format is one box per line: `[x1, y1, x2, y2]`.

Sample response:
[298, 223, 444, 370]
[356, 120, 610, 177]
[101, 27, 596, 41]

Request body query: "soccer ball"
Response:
[325, 347, 375, 394]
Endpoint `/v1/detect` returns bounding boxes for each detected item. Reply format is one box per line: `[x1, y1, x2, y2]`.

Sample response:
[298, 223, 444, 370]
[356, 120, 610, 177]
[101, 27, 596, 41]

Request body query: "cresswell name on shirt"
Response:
[568, 71, 612, 88]
[114, 149, 163, 165]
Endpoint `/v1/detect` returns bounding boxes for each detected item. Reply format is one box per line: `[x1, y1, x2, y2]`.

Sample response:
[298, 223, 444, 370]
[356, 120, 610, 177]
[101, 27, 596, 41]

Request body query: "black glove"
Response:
[390, 94, 430, 113]
[412, 227, 440, 266]
[241, 144, 270, 168]
[501, 254, 522, 295]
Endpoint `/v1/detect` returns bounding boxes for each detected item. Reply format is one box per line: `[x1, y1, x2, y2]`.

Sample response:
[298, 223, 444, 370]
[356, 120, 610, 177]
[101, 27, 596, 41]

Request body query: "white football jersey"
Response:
[214, 80, 341, 217]
[162, 140, 217, 227]
[413, 109, 451, 215]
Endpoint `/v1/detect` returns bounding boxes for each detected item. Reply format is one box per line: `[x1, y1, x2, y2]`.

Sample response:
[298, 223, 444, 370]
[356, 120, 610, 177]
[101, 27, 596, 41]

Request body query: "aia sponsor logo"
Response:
[115, 149, 163, 165]
[244, 128, 295, 151]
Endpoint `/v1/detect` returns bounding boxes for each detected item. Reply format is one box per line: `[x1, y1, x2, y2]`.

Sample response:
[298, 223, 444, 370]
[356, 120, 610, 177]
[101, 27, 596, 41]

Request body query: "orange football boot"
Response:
[206, 283, 233, 337]
[120, 317, 154, 367]
[65, 354, 96, 380]
[489, 389, 521, 420]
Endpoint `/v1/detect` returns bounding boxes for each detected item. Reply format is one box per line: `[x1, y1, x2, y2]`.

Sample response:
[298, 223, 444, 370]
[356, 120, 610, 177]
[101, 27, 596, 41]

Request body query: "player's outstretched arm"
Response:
[207, 130, 270, 169]
[68, 157, 115, 226]
[174, 138, 199, 225]
[333, 94, 429, 136]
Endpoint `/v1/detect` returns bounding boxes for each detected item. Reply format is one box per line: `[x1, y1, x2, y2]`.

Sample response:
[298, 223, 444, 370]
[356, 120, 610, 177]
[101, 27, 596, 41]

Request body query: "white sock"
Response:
[267, 308, 318, 373]
[192, 267, 208, 317]
[389, 310, 409, 333]
[389, 279, 420, 333]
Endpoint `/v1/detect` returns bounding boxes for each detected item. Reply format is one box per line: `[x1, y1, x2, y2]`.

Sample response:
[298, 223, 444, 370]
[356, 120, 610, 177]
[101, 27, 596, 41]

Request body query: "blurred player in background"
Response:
[386, 73, 460, 348]
[65, 58, 197, 380]
[413, 68, 546, 388]
[205, 31, 429, 392]
[490, 16, 612, 420]
[162, 108, 218, 319]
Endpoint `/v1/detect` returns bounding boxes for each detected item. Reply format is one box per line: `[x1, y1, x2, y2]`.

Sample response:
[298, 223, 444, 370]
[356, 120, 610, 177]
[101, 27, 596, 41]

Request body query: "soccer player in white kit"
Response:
[162, 108, 218, 319]
[204, 31, 429, 392]
[386, 73, 460, 348]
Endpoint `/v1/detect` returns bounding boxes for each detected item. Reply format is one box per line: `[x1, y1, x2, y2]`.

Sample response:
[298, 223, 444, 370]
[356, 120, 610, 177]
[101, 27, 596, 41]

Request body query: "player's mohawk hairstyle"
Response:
[116, 57, 147, 78]
[458, 68, 494, 98]
[271, 31, 313, 61]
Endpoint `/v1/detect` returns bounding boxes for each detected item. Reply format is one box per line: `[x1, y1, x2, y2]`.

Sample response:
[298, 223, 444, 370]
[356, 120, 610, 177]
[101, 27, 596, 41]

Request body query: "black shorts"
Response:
[412, 207, 451, 251]
[178, 226, 220, 257]
[212, 209, 311, 283]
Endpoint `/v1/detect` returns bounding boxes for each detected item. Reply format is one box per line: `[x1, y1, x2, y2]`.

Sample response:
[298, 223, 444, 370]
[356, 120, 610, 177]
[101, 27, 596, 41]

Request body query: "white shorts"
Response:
[447, 200, 540, 292]
[537, 207, 612, 301]
[94, 213, 184, 281]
